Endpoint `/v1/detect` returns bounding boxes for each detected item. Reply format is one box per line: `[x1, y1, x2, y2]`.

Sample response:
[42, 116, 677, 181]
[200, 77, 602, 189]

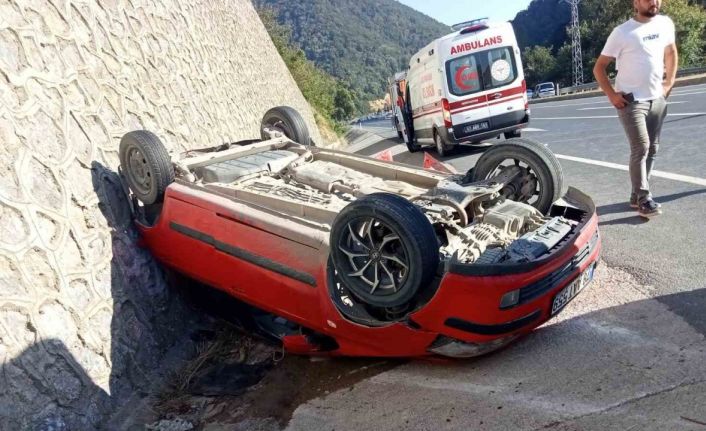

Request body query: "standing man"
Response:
[593, 0, 678, 218]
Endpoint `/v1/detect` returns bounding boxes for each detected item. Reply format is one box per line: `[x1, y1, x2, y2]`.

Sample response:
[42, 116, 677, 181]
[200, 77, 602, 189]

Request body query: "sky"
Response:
[397, 0, 534, 25]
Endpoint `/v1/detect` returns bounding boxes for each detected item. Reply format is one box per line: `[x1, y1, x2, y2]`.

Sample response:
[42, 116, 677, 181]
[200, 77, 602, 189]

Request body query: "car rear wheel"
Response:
[119, 130, 174, 205]
[405, 137, 421, 152]
[504, 129, 521, 139]
[330, 193, 439, 308]
[260, 106, 312, 146]
[434, 130, 453, 157]
[471, 137, 563, 214]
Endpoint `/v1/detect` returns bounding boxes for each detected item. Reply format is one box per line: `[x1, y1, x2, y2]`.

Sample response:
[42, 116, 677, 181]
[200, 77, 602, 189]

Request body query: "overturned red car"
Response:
[119, 107, 600, 358]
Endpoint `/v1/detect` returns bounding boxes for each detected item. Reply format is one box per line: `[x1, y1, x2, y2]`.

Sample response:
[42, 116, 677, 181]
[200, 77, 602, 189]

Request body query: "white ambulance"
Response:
[403, 19, 529, 156]
[388, 71, 408, 141]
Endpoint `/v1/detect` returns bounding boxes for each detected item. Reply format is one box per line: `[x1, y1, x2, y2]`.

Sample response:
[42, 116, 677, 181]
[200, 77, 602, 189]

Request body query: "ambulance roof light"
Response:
[451, 17, 489, 32]
[459, 24, 489, 34]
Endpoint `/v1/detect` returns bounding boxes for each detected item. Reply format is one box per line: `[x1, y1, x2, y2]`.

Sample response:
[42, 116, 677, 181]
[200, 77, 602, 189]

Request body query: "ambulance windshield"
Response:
[446, 46, 517, 96]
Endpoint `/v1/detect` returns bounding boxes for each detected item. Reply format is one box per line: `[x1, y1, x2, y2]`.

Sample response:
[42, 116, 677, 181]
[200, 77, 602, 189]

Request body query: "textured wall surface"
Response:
[0, 0, 319, 429]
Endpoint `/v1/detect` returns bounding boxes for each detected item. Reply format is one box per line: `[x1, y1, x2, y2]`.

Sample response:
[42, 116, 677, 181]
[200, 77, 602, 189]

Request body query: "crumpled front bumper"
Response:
[410, 187, 602, 356]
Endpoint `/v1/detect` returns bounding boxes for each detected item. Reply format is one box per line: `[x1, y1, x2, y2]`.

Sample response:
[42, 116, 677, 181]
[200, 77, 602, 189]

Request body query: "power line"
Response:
[564, 0, 584, 86]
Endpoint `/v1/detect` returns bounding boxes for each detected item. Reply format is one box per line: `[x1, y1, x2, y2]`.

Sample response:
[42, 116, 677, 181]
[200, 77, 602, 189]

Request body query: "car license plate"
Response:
[551, 263, 595, 316]
[464, 121, 489, 133]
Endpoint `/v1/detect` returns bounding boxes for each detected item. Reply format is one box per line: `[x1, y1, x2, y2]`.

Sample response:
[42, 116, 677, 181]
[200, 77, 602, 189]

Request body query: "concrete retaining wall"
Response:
[0, 0, 319, 429]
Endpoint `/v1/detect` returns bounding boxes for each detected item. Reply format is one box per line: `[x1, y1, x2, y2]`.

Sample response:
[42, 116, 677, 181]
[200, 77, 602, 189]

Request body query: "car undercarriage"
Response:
[119, 106, 600, 357]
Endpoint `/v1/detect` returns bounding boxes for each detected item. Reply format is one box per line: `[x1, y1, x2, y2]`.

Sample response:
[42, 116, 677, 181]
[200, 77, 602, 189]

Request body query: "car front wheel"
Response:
[329, 193, 439, 308]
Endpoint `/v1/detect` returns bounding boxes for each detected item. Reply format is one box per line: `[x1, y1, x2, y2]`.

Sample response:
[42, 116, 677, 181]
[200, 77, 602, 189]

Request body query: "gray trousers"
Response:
[617, 96, 668, 202]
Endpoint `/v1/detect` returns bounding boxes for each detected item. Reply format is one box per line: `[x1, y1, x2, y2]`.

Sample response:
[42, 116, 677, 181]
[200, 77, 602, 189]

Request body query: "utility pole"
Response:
[564, 0, 584, 87]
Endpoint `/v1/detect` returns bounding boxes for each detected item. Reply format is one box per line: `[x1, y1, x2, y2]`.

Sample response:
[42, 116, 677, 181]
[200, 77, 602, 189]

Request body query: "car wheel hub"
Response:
[338, 217, 409, 295]
[491, 162, 542, 206]
[127, 147, 152, 195]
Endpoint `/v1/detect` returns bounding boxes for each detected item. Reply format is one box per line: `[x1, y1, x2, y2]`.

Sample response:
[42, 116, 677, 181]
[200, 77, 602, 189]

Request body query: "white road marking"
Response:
[555, 154, 706, 186]
[531, 100, 607, 109]
[576, 102, 685, 111]
[535, 113, 706, 120]
[669, 90, 706, 97]
[530, 85, 706, 108]
[522, 127, 547, 132]
[389, 144, 408, 156]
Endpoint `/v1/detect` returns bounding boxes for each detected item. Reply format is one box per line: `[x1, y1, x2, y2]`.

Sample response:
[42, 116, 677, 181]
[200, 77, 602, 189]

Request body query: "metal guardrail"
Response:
[558, 66, 706, 95]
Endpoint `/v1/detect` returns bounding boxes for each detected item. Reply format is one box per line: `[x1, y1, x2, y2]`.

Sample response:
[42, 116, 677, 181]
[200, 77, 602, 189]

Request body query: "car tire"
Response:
[434, 130, 453, 157]
[119, 130, 174, 205]
[405, 133, 421, 152]
[330, 193, 439, 308]
[471, 137, 563, 214]
[504, 130, 521, 139]
[260, 106, 312, 146]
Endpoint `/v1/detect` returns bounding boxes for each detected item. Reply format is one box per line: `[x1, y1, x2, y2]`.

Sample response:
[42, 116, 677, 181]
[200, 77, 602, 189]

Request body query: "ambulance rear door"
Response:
[444, 50, 491, 137]
[482, 45, 526, 128]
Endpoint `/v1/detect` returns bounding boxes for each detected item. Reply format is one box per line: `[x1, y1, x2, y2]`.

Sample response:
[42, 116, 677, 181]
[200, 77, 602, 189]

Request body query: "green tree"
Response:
[258, 7, 358, 134]
[523, 45, 558, 86]
[553, 43, 574, 86]
[514, 0, 706, 86]
[333, 87, 356, 121]
[254, 0, 450, 109]
[662, 0, 706, 66]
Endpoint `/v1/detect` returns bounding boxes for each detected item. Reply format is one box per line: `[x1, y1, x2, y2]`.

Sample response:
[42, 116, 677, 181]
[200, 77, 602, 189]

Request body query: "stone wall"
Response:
[0, 0, 320, 429]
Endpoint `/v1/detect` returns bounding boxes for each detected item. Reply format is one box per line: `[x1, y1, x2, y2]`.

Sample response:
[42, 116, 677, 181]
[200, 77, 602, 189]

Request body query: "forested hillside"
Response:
[257, 0, 705, 108]
[514, 0, 706, 87]
[258, 9, 356, 133]
[253, 0, 450, 108]
[512, 0, 571, 53]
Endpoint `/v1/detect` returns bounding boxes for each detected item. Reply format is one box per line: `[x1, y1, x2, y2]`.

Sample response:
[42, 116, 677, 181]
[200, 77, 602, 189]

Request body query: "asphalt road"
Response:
[353, 84, 706, 331]
[283, 84, 706, 431]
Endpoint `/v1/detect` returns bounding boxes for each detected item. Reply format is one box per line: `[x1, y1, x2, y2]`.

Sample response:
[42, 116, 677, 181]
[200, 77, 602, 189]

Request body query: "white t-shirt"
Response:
[601, 15, 675, 101]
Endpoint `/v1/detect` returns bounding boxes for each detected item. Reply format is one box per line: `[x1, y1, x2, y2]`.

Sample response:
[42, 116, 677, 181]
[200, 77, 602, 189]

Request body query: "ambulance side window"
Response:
[484, 47, 517, 88]
[446, 54, 482, 96]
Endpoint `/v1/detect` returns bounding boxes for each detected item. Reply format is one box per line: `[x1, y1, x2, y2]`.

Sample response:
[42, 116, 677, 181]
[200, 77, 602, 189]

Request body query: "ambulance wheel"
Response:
[471, 138, 563, 214]
[405, 136, 421, 153]
[260, 106, 311, 146]
[119, 130, 174, 205]
[434, 131, 453, 157]
[504, 130, 522, 139]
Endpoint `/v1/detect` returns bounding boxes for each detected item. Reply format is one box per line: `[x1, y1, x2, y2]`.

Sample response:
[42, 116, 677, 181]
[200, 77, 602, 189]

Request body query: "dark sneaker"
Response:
[630, 194, 638, 208]
[637, 198, 662, 218]
[631, 194, 660, 209]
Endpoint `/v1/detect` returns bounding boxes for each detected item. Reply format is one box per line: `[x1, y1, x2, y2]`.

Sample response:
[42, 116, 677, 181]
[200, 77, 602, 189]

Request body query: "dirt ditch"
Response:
[142, 276, 403, 430]
[147, 328, 401, 430]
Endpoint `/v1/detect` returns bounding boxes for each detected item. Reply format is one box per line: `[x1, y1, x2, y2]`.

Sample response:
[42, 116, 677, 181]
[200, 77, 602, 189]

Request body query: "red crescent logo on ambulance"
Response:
[454, 65, 477, 91]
